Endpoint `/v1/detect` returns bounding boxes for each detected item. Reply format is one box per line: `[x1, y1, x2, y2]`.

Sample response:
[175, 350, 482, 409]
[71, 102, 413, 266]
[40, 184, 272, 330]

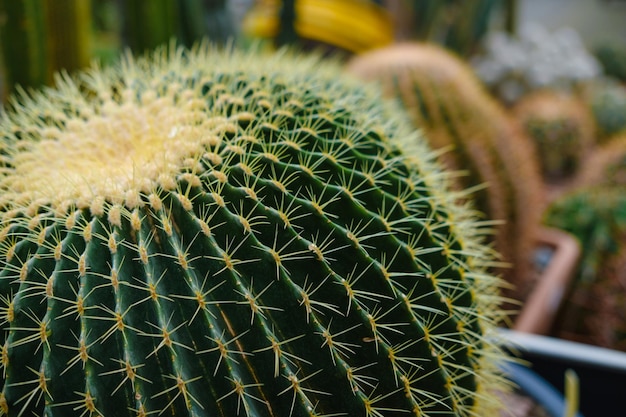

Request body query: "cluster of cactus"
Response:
[0, 45, 507, 416]
[544, 187, 626, 350]
[346, 42, 544, 299]
[582, 79, 626, 141]
[0, 0, 91, 97]
[512, 90, 595, 181]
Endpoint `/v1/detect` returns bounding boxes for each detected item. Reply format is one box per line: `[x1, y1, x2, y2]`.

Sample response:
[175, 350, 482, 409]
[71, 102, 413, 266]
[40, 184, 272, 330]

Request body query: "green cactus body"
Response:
[120, 0, 181, 53]
[178, 0, 235, 47]
[512, 90, 595, 181]
[0, 0, 49, 95]
[594, 42, 626, 83]
[346, 43, 544, 299]
[45, 0, 92, 75]
[0, 45, 506, 416]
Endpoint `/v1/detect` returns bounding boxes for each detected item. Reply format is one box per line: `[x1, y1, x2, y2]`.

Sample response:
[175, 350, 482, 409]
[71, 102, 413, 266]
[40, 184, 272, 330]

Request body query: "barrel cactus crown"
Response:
[0, 45, 506, 417]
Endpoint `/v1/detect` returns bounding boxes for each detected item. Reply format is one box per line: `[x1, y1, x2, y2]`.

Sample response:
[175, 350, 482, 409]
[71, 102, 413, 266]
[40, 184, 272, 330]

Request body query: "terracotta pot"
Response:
[514, 227, 581, 335]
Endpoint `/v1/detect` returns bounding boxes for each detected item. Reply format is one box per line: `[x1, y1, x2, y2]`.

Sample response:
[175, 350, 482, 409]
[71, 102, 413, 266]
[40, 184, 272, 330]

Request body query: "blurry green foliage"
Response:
[0, 0, 235, 102]
[544, 187, 626, 283]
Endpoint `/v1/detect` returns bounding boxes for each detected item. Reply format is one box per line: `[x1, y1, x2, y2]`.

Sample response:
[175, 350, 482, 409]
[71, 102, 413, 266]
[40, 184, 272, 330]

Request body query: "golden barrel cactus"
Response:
[0, 45, 507, 416]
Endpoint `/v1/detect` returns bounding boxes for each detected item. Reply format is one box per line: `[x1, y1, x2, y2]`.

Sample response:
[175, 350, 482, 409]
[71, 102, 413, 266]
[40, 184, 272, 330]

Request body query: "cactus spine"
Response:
[346, 42, 544, 299]
[0, 45, 506, 416]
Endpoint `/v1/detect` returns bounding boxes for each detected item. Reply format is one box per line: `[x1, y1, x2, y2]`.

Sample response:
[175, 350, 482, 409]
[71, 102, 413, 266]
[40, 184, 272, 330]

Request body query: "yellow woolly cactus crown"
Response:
[2, 49, 263, 214]
[0, 45, 507, 417]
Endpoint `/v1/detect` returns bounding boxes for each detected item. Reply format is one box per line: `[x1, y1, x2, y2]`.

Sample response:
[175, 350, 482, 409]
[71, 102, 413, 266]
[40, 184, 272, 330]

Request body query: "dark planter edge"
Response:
[499, 329, 626, 417]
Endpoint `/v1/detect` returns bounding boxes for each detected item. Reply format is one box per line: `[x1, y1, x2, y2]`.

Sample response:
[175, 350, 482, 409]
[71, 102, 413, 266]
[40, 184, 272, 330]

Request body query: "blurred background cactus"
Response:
[575, 133, 626, 189]
[0, 1, 47, 95]
[0, 0, 91, 97]
[0, 0, 238, 102]
[512, 89, 595, 182]
[581, 78, 626, 142]
[346, 42, 544, 302]
[544, 187, 626, 351]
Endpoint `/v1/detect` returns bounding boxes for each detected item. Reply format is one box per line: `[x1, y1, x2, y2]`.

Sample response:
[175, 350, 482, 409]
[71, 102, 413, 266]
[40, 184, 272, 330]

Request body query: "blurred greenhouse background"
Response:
[2, 0, 626, 354]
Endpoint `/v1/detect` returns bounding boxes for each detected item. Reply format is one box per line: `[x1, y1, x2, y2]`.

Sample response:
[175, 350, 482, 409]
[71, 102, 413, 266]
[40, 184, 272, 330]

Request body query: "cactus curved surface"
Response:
[0, 45, 505, 417]
[346, 42, 543, 299]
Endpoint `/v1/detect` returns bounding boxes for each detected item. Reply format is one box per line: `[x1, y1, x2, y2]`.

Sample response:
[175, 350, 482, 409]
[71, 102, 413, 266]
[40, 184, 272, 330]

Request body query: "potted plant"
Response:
[514, 226, 582, 335]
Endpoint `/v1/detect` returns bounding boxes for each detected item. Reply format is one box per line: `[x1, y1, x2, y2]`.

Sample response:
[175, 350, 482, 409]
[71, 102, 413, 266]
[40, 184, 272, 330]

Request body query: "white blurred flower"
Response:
[471, 24, 602, 103]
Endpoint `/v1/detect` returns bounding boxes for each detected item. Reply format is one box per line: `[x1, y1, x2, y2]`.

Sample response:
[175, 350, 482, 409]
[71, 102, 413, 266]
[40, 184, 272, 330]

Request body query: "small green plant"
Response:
[512, 90, 595, 181]
[0, 44, 507, 416]
[347, 42, 544, 298]
[545, 188, 626, 282]
[545, 187, 626, 350]
[0, 0, 48, 93]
